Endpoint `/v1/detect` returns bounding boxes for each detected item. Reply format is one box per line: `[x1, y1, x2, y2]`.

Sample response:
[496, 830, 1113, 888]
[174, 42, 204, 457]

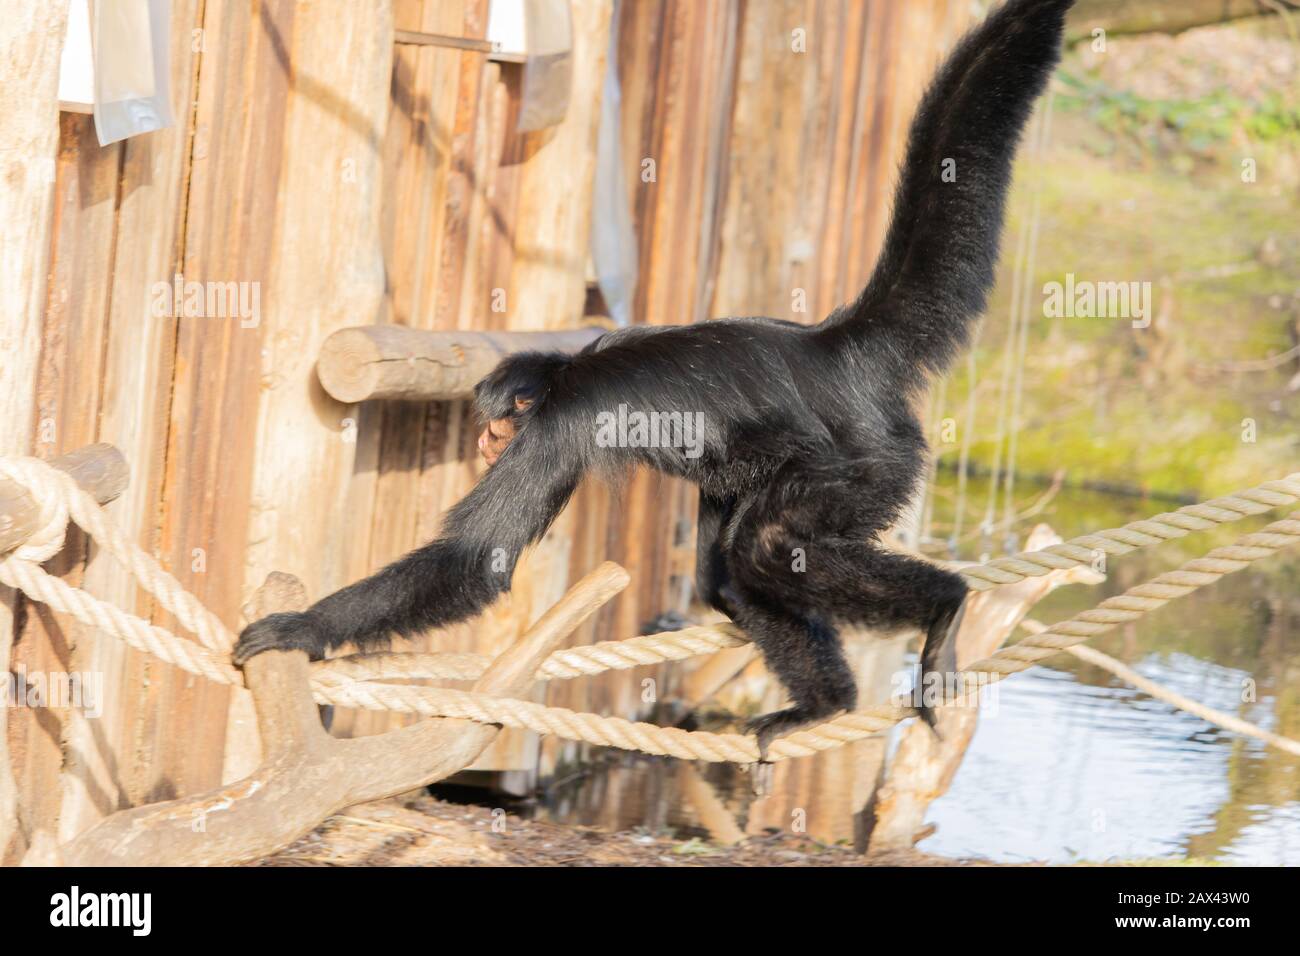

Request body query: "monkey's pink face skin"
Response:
[477, 417, 516, 467]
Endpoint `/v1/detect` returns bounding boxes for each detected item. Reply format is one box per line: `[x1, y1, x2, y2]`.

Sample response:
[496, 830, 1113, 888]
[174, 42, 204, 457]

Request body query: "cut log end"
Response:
[242, 570, 310, 622]
[316, 326, 396, 404]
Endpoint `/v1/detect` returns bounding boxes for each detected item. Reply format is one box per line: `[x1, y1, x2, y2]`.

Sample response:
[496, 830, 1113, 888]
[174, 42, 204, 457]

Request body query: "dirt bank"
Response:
[253, 795, 1012, 867]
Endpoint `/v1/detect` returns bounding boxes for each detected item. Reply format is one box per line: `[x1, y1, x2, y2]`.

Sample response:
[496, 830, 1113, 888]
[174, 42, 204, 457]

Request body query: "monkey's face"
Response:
[477, 396, 532, 466]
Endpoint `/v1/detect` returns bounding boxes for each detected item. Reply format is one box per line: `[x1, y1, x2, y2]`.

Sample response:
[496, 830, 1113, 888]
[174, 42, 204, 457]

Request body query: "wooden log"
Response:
[14, 113, 126, 842]
[1067, 0, 1288, 41]
[30, 561, 628, 866]
[324, 0, 486, 752]
[51, 0, 204, 848]
[0, 445, 130, 555]
[468, 0, 614, 780]
[317, 324, 606, 403]
[224, 0, 396, 787]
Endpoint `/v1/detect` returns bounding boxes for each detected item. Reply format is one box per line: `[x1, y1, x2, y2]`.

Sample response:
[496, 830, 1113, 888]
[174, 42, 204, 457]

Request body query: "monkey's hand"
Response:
[477, 415, 517, 467]
[477, 396, 533, 467]
[233, 611, 325, 666]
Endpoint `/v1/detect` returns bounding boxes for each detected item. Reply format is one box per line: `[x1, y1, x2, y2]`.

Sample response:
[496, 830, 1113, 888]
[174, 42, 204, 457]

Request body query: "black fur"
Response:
[235, 0, 1073, 753]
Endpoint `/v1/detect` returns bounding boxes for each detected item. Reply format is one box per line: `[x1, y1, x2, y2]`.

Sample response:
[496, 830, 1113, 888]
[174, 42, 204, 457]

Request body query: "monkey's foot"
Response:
[917, 595, 970, 736]
[745, 706, 834, 761]
[232, 611, 324, 666]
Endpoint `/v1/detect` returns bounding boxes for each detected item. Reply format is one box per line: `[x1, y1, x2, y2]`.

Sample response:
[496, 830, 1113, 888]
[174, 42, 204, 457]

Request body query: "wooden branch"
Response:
[869, 526, 1104, 852]
[679, 763, 746, 846]
[1067, 0, 1292, 41]
[0, 444, 131, 554]
[316, 324, 606, 403]
[31, 561, 629, 866]
[1054, 630, 1300, 758]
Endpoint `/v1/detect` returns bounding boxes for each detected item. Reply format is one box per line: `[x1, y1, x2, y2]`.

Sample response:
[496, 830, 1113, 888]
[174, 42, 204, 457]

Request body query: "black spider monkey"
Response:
[236, 0, 1075, 754]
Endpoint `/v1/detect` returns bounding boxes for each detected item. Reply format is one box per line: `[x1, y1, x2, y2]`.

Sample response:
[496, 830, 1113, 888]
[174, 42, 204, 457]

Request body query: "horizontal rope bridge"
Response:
[1, 455, 1298, 763]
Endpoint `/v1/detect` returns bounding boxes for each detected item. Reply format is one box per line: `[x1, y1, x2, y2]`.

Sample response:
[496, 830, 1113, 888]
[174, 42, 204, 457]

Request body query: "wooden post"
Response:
[316, 325, 606, 403]
[0, 0, 70, 863]
[31, 561, 628, 866]
[222, 0, 397, 788]
[0, 0, 67, 458]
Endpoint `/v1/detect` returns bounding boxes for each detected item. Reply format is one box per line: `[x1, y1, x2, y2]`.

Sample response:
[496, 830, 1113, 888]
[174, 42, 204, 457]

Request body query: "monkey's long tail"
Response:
[826, 0, 1074, 376]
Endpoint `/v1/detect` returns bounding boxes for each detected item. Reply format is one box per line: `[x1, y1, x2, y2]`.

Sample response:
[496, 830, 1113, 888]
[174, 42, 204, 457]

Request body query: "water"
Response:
[480, 480, 1300, 864]
[925, 651, 1300, 863]
[922, 479, 1300, 864]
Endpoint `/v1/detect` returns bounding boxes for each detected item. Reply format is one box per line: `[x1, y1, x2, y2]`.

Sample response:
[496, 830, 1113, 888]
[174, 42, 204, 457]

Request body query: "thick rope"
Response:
[2, 454, 1298, 764]
[0, 458, 235, 653]
[967, 514, 1300, 675]
[0, 557, 243, 686]
[318, 624, 749, 684]
[959, 473, 1300, 591]
[312, 512, 1300, 761]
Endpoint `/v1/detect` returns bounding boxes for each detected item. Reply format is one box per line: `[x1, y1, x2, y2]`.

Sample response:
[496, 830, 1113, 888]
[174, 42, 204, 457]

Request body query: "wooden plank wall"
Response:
[4, 0, 981, 853]
[327, 0, 624, 779]
[712, 0, 976, 319]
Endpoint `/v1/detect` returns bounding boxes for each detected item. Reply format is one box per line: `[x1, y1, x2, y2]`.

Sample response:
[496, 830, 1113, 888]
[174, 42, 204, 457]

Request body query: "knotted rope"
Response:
[2, 455, 1298, 763]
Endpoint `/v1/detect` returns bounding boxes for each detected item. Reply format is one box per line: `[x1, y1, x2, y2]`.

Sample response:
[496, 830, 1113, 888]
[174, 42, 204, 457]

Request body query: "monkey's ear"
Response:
[514, 396, 534, 412]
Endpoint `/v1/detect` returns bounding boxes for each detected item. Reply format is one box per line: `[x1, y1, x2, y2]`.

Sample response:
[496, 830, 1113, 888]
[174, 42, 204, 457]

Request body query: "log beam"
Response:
[316, 324, 607, 403]
[32, 561, 629, 866]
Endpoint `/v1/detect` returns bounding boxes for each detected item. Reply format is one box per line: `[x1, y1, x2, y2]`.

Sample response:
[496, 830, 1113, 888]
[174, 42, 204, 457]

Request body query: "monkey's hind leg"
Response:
[819, 541, 970, 733]
[729, 603, 859, 759]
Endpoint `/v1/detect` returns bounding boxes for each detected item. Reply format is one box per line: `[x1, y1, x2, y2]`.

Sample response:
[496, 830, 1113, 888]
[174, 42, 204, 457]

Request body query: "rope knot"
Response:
[0, 457, 73, 563]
